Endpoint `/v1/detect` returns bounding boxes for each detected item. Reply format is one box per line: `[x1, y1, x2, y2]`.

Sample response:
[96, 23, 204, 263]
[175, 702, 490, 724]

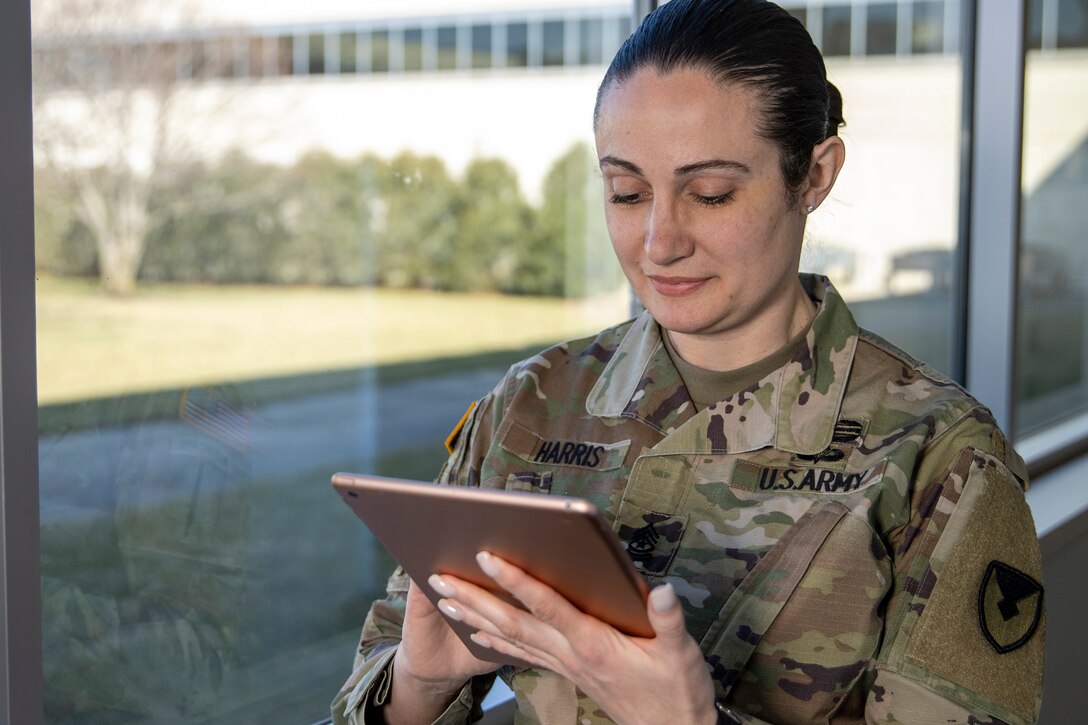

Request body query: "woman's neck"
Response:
[665, 279, 816, 372]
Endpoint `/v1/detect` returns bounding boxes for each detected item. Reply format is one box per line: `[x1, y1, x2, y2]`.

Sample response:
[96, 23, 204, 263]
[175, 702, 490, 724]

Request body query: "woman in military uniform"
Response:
[334, 1, 1045, 723]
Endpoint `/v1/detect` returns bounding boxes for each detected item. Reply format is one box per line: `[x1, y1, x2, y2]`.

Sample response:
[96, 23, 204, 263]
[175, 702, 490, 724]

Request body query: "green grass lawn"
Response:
[36, 276, 629, 405]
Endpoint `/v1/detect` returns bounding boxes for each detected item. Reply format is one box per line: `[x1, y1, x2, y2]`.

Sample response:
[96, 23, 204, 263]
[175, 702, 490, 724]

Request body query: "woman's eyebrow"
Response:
[675, 159, 751, 176]
[598, 156, 751, 177]
[598, 155, 642, 175]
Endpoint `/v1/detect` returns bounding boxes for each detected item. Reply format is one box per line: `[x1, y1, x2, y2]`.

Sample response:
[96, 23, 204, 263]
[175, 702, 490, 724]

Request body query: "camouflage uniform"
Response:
[333, 275, 1044, 725]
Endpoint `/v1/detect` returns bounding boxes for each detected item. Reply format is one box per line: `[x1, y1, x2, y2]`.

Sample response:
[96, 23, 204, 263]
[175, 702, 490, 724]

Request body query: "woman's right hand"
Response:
[380, 579, 499, 724]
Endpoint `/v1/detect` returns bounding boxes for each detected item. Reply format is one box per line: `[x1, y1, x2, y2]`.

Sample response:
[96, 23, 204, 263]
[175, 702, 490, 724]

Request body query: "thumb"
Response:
[646, 583, 688, 643]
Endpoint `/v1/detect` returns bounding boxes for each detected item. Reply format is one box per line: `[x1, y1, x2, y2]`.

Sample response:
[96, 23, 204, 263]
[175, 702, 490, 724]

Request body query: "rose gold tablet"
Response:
[332, 472, 652, 666]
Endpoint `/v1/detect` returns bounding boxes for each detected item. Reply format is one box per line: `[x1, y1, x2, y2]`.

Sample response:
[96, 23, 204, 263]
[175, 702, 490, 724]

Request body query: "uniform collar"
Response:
[586, 274, 859, 455]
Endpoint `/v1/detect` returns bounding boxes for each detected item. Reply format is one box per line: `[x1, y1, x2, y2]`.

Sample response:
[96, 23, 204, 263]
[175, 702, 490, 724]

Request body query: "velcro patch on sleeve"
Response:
[445, 401, 477, 454]
[898, 452, 1044, 724]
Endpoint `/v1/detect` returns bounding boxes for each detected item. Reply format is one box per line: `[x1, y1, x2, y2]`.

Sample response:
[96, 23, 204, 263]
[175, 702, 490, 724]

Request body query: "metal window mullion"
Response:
[808, 1, 824, 54]
[0, 0, 44, 722]
[897, 1, 912, 57]
[964, 0, 1025, 435]
[851, 1, 867, 57]
[1041, 0, 1059, 51]
[326, 29, 339, 74]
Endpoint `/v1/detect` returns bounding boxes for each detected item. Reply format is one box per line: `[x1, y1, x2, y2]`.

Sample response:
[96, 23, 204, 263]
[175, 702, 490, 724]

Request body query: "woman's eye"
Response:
[693, 192, 733, 207]
[608, 192, 642, 205]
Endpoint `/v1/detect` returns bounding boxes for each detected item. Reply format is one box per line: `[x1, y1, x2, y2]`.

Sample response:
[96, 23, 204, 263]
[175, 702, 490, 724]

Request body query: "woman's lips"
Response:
[649, 275, 709, 297]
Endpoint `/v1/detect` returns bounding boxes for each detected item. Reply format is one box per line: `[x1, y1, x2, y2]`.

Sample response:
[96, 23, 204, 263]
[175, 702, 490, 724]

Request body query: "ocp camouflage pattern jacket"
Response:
[333, 275, 1045, 725]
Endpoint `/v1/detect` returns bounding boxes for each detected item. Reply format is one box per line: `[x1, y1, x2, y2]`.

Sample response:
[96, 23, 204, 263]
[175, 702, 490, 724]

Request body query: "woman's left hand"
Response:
[428, 551, 717, 725]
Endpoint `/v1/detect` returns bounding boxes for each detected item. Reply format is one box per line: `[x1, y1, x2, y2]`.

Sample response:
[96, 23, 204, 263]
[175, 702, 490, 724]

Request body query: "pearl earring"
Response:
[806, 205, 815, 214]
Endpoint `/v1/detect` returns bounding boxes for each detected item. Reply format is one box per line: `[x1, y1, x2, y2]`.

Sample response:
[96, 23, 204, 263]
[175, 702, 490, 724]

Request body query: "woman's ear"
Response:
[803, 136, 846, 212]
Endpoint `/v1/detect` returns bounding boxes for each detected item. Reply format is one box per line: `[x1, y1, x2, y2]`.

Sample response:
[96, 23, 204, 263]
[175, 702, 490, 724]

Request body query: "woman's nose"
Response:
[644, 201, 693, 265]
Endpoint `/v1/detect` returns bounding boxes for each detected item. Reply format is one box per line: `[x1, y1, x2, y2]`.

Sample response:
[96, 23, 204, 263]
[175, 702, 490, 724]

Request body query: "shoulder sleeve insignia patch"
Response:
[444, 401, 477, 454]
[978, 560, 1044, 654]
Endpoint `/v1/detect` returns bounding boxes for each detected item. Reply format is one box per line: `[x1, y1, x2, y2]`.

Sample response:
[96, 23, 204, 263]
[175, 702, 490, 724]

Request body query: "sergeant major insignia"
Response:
[978, 560, 1044, 654]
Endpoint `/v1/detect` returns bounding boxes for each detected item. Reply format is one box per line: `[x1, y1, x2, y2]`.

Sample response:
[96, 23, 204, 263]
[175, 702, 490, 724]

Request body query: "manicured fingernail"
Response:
[469, 632, 491, 648]
[437, 599, 463, 621]
[650, 583, 678, 612]
[429, 574, 456, 598]
[476, 551, 500, 578]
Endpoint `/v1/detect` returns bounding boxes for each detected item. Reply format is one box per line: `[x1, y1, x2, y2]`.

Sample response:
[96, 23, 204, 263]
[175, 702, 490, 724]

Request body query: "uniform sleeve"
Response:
[330, 385, 507, 725]
[867, 411, 1045, 724]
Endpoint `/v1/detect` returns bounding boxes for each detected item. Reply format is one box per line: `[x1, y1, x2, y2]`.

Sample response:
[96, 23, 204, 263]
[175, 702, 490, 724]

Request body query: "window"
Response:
[1057, 0, 1088, 48]
[404, 27, 424, 71]
[371, 29, 390, 73]
[542, 19, 565, 66]
[822, 5, 853, 57]
[277, 35, 293, 76]
[437, 25, 457, 70]
[471, 23, 491, 69]
[913, 1, 945, 54]
[1016, 33, 1088, 433]
[579, 17, 603, 65]
[506, 21, 528, 67]
[801, 3, 964, 375]
[339, 31, 356, 74]
[30, 2, 629, 721]
[866, 3, 897, 56]
[308, 32, 325, 74]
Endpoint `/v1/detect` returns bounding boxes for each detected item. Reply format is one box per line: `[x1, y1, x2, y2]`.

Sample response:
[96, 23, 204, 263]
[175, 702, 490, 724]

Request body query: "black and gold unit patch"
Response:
[978, 560, 1044, 654]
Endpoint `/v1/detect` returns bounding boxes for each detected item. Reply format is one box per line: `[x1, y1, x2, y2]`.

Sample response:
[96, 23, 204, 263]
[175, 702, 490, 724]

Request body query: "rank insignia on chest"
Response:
[978, 560, 1044, 654]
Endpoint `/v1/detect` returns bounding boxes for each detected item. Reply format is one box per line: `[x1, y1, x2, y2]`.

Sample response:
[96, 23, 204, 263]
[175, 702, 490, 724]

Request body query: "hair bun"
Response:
[827, 81, 845, 137]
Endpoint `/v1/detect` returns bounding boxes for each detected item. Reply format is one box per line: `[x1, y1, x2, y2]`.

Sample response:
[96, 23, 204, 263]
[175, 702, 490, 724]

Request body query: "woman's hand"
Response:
[430, 552, 717, 725]
[382, 581, 500, 725]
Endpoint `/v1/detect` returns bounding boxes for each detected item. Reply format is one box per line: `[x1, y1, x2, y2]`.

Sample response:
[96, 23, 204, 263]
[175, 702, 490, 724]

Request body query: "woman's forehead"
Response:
[594, 67, 771, 170]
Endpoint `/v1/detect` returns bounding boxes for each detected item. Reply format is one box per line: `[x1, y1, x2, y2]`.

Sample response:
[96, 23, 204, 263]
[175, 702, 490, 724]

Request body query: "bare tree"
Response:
[33, 0, 226, 294]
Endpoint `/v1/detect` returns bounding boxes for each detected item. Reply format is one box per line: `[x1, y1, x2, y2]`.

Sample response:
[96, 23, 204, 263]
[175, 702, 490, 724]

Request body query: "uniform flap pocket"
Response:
[499, 422, 629, 471]
[613, 502, 687, 578]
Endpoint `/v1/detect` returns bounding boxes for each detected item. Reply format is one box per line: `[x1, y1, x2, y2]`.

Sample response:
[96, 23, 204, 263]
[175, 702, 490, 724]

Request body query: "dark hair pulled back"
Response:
[595, 0, 845, 200]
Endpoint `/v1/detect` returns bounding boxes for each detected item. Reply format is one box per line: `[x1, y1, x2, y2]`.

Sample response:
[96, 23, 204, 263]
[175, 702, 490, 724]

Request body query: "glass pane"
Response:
[309, 33, 325, 74]
[542, 20, 565, 66]
[1016, 42, 1088, 432]
[823, 5, 852, 57]
[804, 5, 964, 375]
[404, 27, 423, 72]
[437, 25, 457, 70]
[507, 21, 528, 67]
[277, 35, 293, 76]
[31, 1, 630, 721]
[913, 1, 945, 54]
[340, 31, 356, 73]
[471, 23, 491, 68]
[1027, 0, 1044, 50]
[866, 3, 897, 56]
[786, 7, 807, 28]
[1057, 0, 1088, 48]
[579, 17, 603, 65]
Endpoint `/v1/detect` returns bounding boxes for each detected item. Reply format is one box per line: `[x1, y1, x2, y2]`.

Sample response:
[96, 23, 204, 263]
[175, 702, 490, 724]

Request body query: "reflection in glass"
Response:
[1017, 44, 1088, 433]
[31, 2, 630, 721]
